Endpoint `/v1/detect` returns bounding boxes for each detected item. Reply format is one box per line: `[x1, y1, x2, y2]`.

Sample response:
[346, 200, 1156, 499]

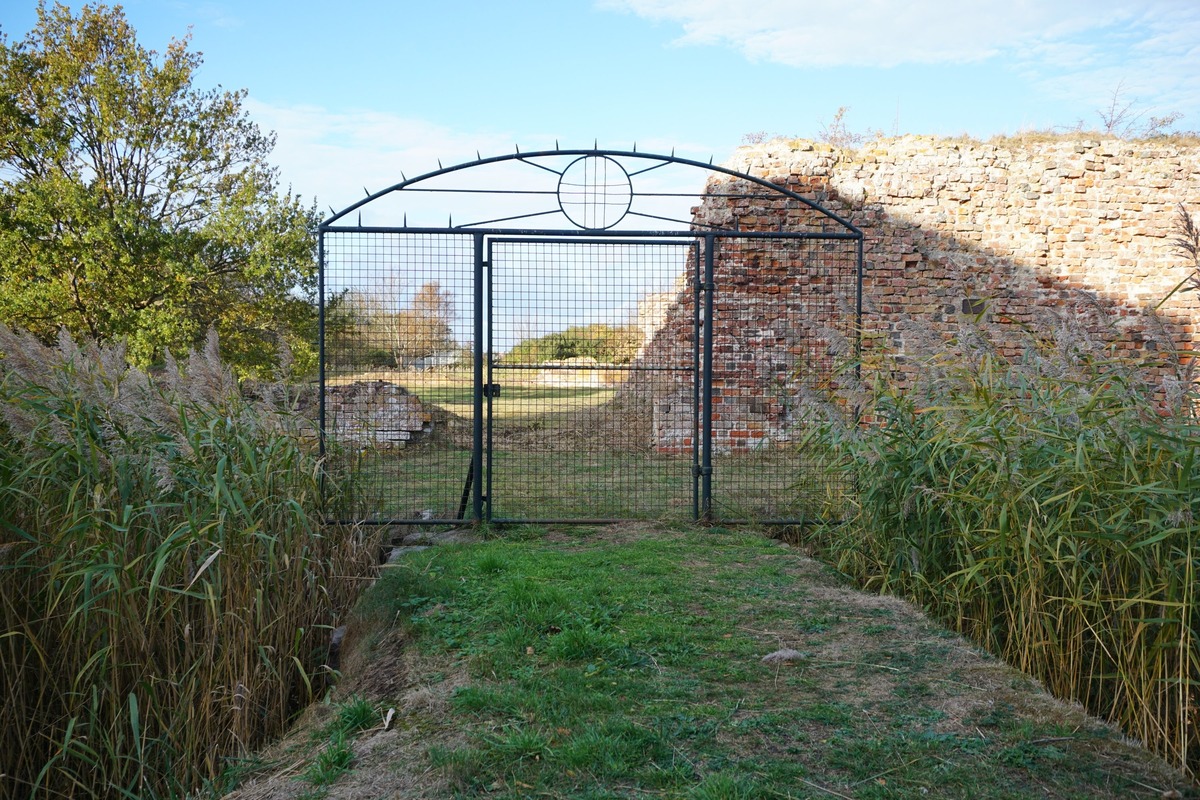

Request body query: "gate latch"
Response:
[483, 383, 502, 398]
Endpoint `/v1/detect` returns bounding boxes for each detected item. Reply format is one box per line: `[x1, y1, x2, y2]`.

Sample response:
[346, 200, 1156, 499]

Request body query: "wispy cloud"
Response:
[245, 101, 527, 219]
[601, 0, 1200, 129]
[169, 2, 242, 30]
[601, 1, 1176, 67]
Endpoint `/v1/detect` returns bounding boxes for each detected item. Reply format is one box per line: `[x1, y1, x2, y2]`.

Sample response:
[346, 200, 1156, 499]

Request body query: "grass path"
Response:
[225, 525, 1192, 800]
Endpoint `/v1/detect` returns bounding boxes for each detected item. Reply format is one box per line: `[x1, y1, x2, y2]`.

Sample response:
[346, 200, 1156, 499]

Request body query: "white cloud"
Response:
[599, 0, 1196, 69]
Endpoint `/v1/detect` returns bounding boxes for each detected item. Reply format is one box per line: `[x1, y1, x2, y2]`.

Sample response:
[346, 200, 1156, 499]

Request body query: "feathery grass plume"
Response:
[0, 328, 375, 799]
[798, 318, 1200, 777]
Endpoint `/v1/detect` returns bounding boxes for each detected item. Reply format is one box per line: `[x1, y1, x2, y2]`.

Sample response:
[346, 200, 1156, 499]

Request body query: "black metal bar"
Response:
[485, 236, 495, 523]
[489, 517, 649, 526]
[493, 363, 693, 372]
[480, 236, 695, 247]
[691, 240, 701, 522]
[317, 230, 327, 516]
[701, 235, 716, 524]
[320, 225, 861, 241]
[457, 459, 474, 520]
[359, 185, 844, 203]
[472, 233, 486, 523]
[328, 516, 829, 527]
[456, 209, 562, 229]
[855, 234, 865, 368]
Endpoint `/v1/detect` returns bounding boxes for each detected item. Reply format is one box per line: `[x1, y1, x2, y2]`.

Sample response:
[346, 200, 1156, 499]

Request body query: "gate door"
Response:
[485, 237, 700, 522]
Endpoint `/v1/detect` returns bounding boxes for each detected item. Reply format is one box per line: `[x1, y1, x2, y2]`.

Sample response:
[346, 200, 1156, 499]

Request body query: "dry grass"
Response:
[798, 315, 1200, 777]
[0, 328, 377, 799]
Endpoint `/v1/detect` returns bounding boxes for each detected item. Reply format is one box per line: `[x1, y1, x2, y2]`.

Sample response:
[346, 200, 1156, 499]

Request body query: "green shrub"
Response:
[799, 319, 1200, 776]
[0, 327, 374, 799]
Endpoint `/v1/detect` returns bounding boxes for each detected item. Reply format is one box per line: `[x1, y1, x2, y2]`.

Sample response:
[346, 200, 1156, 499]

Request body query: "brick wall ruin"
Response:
[641, 135, 1200, 452]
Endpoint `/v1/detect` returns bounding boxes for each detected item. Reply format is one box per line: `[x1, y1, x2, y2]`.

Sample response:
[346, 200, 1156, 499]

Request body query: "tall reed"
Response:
[800, 316, 1200, 776]
[0, 328, 374, 799]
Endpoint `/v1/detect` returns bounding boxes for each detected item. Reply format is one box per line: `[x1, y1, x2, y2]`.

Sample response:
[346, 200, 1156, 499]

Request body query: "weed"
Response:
[688, 772, 760, 800]
[798, 310, 1200, 776]
[302, 732, 355, 787]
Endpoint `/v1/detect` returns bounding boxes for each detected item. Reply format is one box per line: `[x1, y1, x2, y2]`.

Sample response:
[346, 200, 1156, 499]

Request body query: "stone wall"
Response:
[642, 135, 1200, 452]
[324, 380, 432, 448]
[735, 135, 1200, 368]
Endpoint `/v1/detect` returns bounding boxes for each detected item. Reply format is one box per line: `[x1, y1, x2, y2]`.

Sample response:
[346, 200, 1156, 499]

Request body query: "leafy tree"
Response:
[393, 281, 455, 362]
[504, 323, 642, 365]
[0, 2, 319, 375]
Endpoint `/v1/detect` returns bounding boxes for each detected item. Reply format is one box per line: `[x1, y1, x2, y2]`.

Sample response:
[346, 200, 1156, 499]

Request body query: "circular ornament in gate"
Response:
[557, 155, 633, 229]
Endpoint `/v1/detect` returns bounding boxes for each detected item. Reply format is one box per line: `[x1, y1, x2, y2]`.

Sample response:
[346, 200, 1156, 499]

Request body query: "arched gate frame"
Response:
[319, 149, 862, 525]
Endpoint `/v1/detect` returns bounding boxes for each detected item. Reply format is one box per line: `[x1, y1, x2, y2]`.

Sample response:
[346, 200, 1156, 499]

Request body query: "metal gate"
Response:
[318, 149, 862, 525]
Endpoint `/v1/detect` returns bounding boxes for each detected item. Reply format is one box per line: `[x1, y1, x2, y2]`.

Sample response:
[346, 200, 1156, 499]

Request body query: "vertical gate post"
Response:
[317, 230, 327, 516]
[691, 242, 701, 521]
[472, 233, 486, 522]
[700, 235, 716, 523]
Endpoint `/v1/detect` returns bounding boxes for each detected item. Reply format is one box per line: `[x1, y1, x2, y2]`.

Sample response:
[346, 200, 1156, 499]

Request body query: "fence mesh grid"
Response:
[321, 229, 858, 524]
[322, 232, 475, 522]
[707, 236, 859, 522]
[488, 240, 695, 521]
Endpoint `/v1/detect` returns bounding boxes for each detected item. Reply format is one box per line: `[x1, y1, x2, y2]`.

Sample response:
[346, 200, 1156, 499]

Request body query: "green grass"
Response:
[295, 695, 381, 797]
[340, 445, 838, 522]
[342, 526, 1187, 799]
[326, 368, 847, 523]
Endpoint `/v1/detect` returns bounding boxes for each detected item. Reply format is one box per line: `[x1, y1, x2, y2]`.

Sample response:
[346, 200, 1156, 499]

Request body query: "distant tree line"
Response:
[502, 323, 642, 365]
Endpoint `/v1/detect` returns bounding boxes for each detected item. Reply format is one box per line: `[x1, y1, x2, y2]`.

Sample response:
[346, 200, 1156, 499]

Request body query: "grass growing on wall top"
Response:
[0, 327, 376, 800]
[798, 314, 1200, 777]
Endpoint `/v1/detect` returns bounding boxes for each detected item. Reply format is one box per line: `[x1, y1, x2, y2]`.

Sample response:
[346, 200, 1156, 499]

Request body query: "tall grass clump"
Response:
[0, 327, 374, 799]
[799, 315, 1200, 776]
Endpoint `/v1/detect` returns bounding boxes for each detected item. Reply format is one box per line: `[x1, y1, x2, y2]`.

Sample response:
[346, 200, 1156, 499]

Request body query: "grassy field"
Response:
[328, 369, 841, 524]
[222, 525, 1192, 800]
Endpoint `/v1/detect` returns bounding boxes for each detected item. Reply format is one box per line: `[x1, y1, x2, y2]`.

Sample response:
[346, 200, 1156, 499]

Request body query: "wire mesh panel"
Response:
[321, 232, 476, 522]
[487, 239, 696, 522]
[707, 235, 859, 522]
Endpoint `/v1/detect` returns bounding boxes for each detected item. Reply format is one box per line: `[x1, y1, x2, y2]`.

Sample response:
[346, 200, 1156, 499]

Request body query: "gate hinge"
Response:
[692, 465, 713, 477]
[483, 383, 502, 398]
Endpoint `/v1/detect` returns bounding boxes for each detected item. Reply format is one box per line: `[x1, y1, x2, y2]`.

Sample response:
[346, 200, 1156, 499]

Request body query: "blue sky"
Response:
[4, 0, 1200, 218]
